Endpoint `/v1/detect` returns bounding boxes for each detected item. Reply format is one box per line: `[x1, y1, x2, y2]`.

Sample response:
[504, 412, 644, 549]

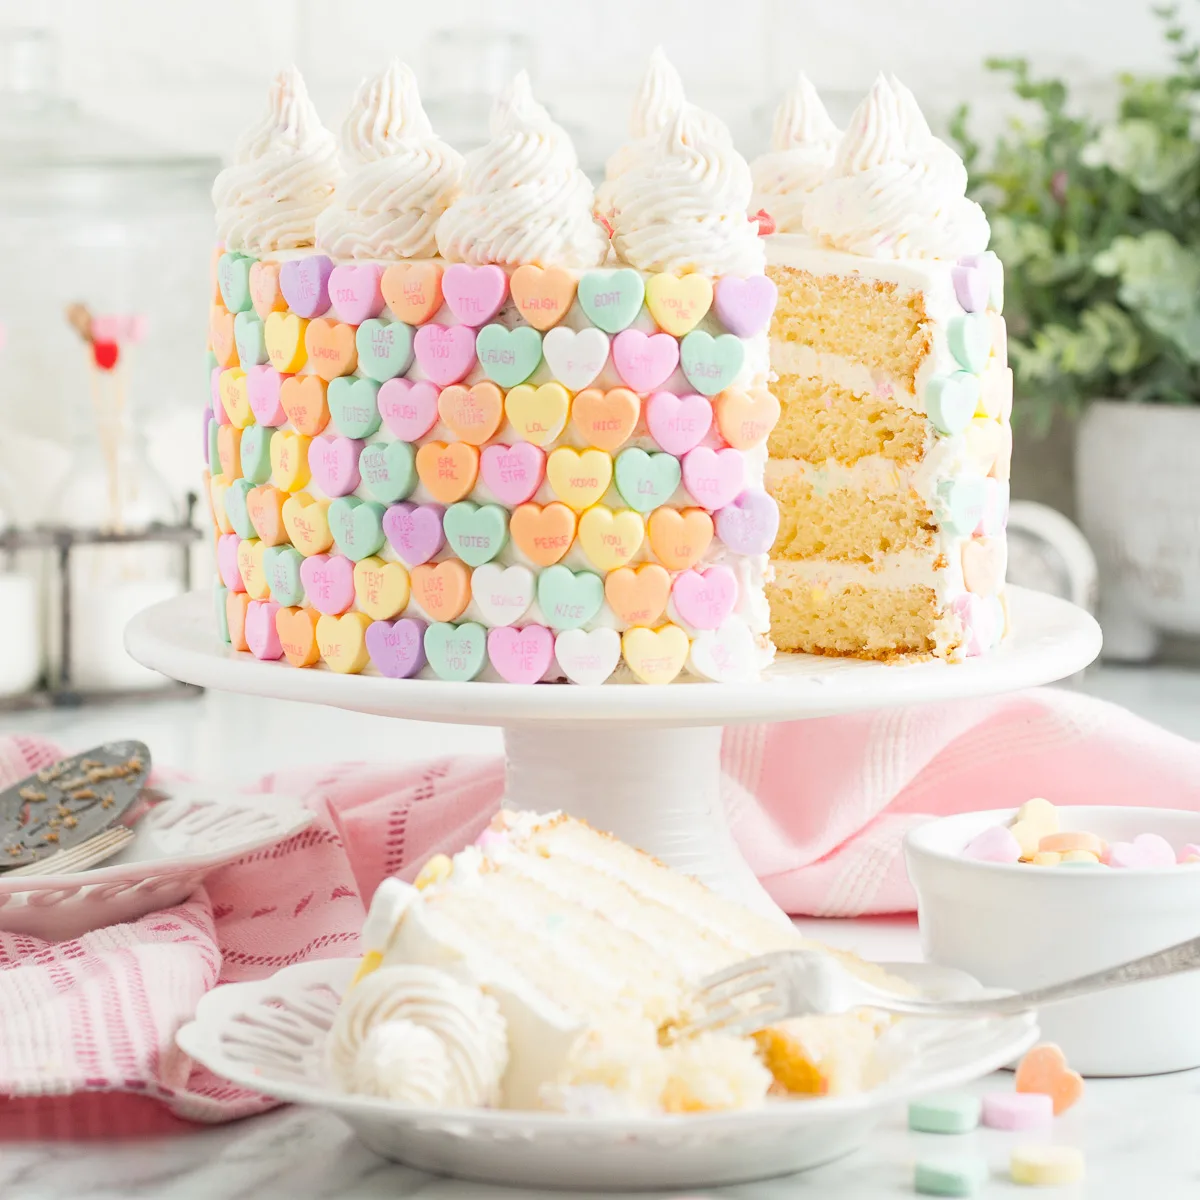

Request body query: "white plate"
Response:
[176, 957, 1038, 1190]
[0, 785, 314, 940]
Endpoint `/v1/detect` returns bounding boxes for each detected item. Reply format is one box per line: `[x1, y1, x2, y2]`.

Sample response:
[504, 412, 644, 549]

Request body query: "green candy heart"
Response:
[424, 620, 488, 681]
[948, 313, 992, 373]
[680, 330, 745, 397]
[442, 501, 509, 568]
[233, 311, 267, 366]
[214, 584, 230, 643]
[578, 268, 645, 334]
[328, 377, 382, 439]
[218, 252, 254, 314]
[240, 424, 275, 484]
[476, 324, 543, 388]
[263, 545, 305, 606]
[926, 371, 981, 436]
[356, 318, 415, 383]
[328, 496, 386, 562]
[223, 478, 256, 539]
[614, 447, 682, 514]
[537, 565, 604, 631]
[359, 440, 417, 504]
[208, 418, 221, 476]
[936, 478, 989, 536]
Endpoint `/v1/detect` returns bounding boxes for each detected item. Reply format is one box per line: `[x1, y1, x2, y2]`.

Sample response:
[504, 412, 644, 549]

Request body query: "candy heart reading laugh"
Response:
[604, 564, 670, 627]
[688, 618, 757, 682]
[305, 319, 358, 381]
[949, 313, 993, 373]
[510, 264, 576, 331]
[438, 381, 504, 445]
[541, 326, 610, 391]
[715, 489, 778, 556]
[936, 478, 990, 537]
[382, 502, 445, 567]
[328, 263, 385, 325]
[280, 254, 333, 319]
[328, 496, 386, 561]
[233, 311, 266, 366]
[355, 318, 414, 383]
[308, 435, 363, 497]
[537, 565, 604, 631]
[299, 554, 355, 615]
[715, 387, 779, 451]
[413, 323, 477, 386]
[249, 260, 286, 320]
[327, 377, 382, 439]
[508, 502, 576, 566]
[410, 560, 471, 621]
[223, 478, 256, 539]
[713, 275, 777, 337]
[442, 263, 508, 326]
[645, 390, 712, 456]
[226, 591, 250, 650]
[270, 430, 312, 492]
[576, 505, 644, 571]
[612, 329, 679, 392]
[263, 544, 305, 606]
[264, 312, 308, 373]
[365, 616, 427, 679]
[682, 446, 744, 510]
[246, 365, 286, 426]
[479, 442, 545, 506]
[276, 605, 321, 667]
[218, 252, 253, 314]
[281, 493, 333, 556]
[280, 375, 329, 437]
[476, 324, 543, 388]
[471, 563, 536, 626]
[381, 261, 444, 325]
[646, 507, 713, 570]
[414, 441, 479, 504]
[571, 387, 639, 452]
[488, 624, 554, 684]
[425, 621, 488, 681]
[247, 484, 288, 545]
[352, 556, 410, 620]
[680, 330, 745, 397]
[316, 611, 372, 674]
[622, 624, 690, 685]
[217, 533, 244, 591]
[546, 447, 613, 512]
[377, 378, 439, 441]
[578, 268, 645, 333]
[237, 537, 269, 599]
[442, 501, 508, 568]
[926, 372, 981, 436]
[554, 627, 621, 685]
[219, 368, 252, 428]
[359, 441, 417, 505]
[504, 382, 569, 446]
[645, 272, 713, 336]
[671, 565, 738, 630]
[614, 447, 681, 513]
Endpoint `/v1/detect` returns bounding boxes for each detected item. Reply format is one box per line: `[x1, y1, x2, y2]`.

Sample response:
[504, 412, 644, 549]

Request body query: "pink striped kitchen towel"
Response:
[2, 685, 1199, 1136]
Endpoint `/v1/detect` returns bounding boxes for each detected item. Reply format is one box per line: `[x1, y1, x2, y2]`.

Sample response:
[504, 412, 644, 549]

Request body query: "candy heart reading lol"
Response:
[264, 311, 308, 373]
[614, 447, 681, 514]
[504, 382, 570, 447]
[647, 507, 714, 570]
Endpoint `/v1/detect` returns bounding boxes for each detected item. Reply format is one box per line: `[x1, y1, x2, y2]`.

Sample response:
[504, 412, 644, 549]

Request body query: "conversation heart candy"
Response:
[413, 323, 477, 386]
[715, 489, 779, 555]
[952, 591, 1002, 657]
[952, 258, 990, 314]
[570, 387, 639, 453]
[504, 382, 570, 447]
[578, 268, 645, 333]
[438, 381, 504, 445]
[299, 553, 355, 615]
[355, 317, 415, 383]
[280, 375, 329, 437]
[1014, 1044, 1084, 1115]
[442, 501, 509, 568]
[471, 563, 535, 626]
[211, 365, 227, 422]
[327, 377, 382, 439]
[264, 544, 305, 605]
[508, 502, 577, 567]
[316, 610, 373, 674]
[410, 560, 472, 622]
[981, 1092, 1054, 1131]
[479, 442, 545, 506]
[537, 565, 604, 632]
[612, 329, 679, 393]
[546, 447, 613, 512]
[622, 623, 689, 685]
[219, 368, 253, 428]
[554, 627, 621, 685]
[1108, 833, 1176, 869]
[476, 324, 543, 388]
[949, 313, 992, 373]
[488, 623, 553, 684]
[328, 496, 386, 562]
[577, 505, 645, 571]
[605, 564, 670, 628]
[359, 441, 417, 505]
[962, 536, 1006, 596]
[240, 426, 274, 485]
[645, 391, 712, 456]
[680, 330, 745, 397]
[688, 618, 757, 682]
[246, 364, 286, 426]
[276, 605, 321, 667]
[415, 440, 479, 504]
[671, 565, 738, 630]
[442, 263, 508, 326]
[510, 264, 576, 331]
[209, 475, 234, 533]
[989, 314, 1007, 369]
[962, 825, 1022, 863]
[217, 533, 244, 592]
[280, 254, 333, 319]
[308, 435, 363, 498]
[226, 590, 250, 650]
[210, 305, 237, 368]
[936, 478, 990, 537]
[205, 411, 217, 469]
[645, 272, 713, 336]
[926, 372, 981, 436]
[214, 583, 230, 642]
[328, 263, 385, 325]
[647, 507, 714, 570]
[614, 447, 681, 514]
[365, 616, 427, 678]
[234, 311, 267, 367]
[682, 446, 745, 510]
[425, 620, 488, 681]
[978, 365, 1013, 422]
[381, 261, 444, 325]
[249, 260, 286, 320]
[218, 252, 254, 314]
[245, 598, 284, 660]
[542, 326, 610, 390]
[383, 501, 445, 567]
[223, 478, 256, 539]
[353, 555, 410, 620]
[305, 318, 358, 381]
[264, 312, 308, 373]
[715, 386, 780, 450]
[713, 275, 777, 337]
[237, 536, 270, 599]
[377, 377, 439, 441]
[217, 425, 244, 480]
[270, 429, 312, 492]
[281, 492, 333, 556]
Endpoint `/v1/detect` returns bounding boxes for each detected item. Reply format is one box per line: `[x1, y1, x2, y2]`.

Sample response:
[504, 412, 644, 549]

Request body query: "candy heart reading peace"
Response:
[249, 261, 286, 320]
[442, 501, 509, 568]
[352, 556, 410, 621]
[681, 446, 745, 511]
[316, 611, 372, 674]
[358, 441, 417, 505]
[570, 387, 639, 453]
[644, 390, 712, 456]
[263, 544, 305, 606]
[413, 323, 477, 386]
[223, 478, 256, 539]
[926, 372, 981, 436]
[219, 368, 253, 428]
[381, 261, 444, 325]
[245, 365, 286, 426]
[377, 377, 439, 441]
[554, 627, 621, 686]
[275, 605, 321, 667]
[365, 616, 427, 679]
[355, 318, 414, 383]
[281, 492, 333, 556]
[438, 381, 504, 445]
[646, 506, 713, 570]
[210, 305, 237, 368]
[328, 496, 386, 562]
[233, 311, 266, 367]
[541, 326, 610, 391]
[508, 502, 576, 567]
[622, 623, 690, 685]
[280, 375, 329, 437]
[546, 447, 613, 512]
[414, 440, 479, 504]
[510, 265, 576, 331]
[279, 254, 333, 319]
[488, 624, 554, 684]
[671, 565, 738, 630]
[688, 618, 757, 682]
[712, 274, 777, 337]
[504, 382, 570, 447]
[576, 505, 644, 571]
[714, 489, 778, 556]
[299, 553, 355, 615]
[305, 318, 358, 381]
[614, 447, 681, 514]
[537, 565, 604, 631]
[264, 312, 308, 373]
[577, 268, 645, 333]
[442, 263, 508, 326]
[218, 252, 253, 314]
[410, 560, 471, 622]
[270, 429, 312, 492]
[245, 599, 283, 660]
[226, 590, 250, 651]
[425, 620, 488, 681]
[679, 330, 745, 397]
[645, 272, 713, 337]
[948, 312, 993, 374]
[216, 533, 244, 591]
[476, 324, 543, 388]
[327, 377, 382, 439]
[604, 563, 670, 628]
[217, 425, 243, 480]
[382, 501, 445, 567]
[237, 537, 270, 599]
[308, 435, 363, 498]
[714, 387, 780, 451]
[328, 263, 385, 326]
[247, 484, 288, 547]
[479, 442, 545, 506]
[611, 329, 679, 392]
[471, 563, 536, 627]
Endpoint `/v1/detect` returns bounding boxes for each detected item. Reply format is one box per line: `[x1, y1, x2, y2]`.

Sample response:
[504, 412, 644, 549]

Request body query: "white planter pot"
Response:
[1076, 400, 1200, 661]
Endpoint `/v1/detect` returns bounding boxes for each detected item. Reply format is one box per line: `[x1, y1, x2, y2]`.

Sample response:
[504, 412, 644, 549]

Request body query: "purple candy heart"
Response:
[382, 502, 445, 567]
[298, 553, 356, 615]
[245, 364, 286, 426]
[366, 616, 428, 678]
[279, 254, 334, 319]
[413, 323, 477, 386]
[714, 489, 779, 555]
[202, 404, 213, 463]
[952, 258, 989, 313]
[327, 264, 385, 325]
[442, 263, 509, 327]
[307, 435, 363, 498]
[713, 275, 778, 337]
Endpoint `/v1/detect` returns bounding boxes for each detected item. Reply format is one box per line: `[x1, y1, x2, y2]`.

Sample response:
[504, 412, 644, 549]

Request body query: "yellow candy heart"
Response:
[316, 611, 372, 674]
[504, 382, 570, 447]
[264, 311, 309, 373]
[209, 475, 234, 534]
[576, 504, 645, 571]
[270, 430, 312, 492]
[236, 537, 270, 599]
[353, 556, 411, 621]
[645, 272, 714, 337]
[622, 623, 690, 685]
[546, 447, 613, 513]
[281, 492, 333, 557]
[219, 368, 254, 429]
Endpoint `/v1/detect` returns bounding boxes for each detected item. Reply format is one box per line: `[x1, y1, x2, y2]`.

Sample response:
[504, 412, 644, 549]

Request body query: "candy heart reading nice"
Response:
[537, 564, 604, 631]
[645, 391, 712, 456]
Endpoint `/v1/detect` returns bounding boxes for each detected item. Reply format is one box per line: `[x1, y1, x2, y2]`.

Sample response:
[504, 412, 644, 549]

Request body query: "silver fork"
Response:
[4, 827, 135, 878]
[686, 936, 1200, 1039]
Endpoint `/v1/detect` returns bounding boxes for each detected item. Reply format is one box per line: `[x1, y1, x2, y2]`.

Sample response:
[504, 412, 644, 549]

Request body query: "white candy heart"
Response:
[470, 563, 535, 627]
[554, 627, 621, 685]
[687, 618, 757, 682]
[542, 326, 610, 392]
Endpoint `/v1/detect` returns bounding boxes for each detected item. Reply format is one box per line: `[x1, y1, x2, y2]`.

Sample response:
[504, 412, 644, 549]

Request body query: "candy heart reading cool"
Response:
[308, 435, 363, 498]
[377, 377, 439, 442]
[622, 623, 689, 685]
[576, 505, 644, 571]
[442, 263, 508, 326]
[210, 305, 237, 367]
[217, 534, 244, 591]
[246, 365, 286, 426]
[541, 325, 609, 390]
[671, 565, 738, 630]
[280, 254, 333, 319]
[688, 618, 757, 682]
[316, 611, 372, 674]
[216, 425, 243, 480]
[241, 421, 274, 483]
[382, 502, 445, 567]
[645, 391, 712, 456]
[680, 330, 745, 397]
[365, 616, 427, 678]
[245, 599, 283, 660]
[328, 496, 386, 561]
[276, 605, 321, 667]
[604, 564, 670, 628]
[281, 493, 333, 556]
[249, 261, 286, 319]
[425, 620, 488, 681]
[263, 544, 305, 606]
[223, 478, 256, 539]
[219, 368, 253, 428]
[715, 387, 780, 451]
[299, 553, 355, 615]
[578, 268, 645, 333]
[327, 377, 381, 440]
[226, 590, 250, 650]
[612, 329, 679, 392]
[682, 446, 744, 510]
[488, 624, 554, 684]
[410, 560, 471, 622]
[438, 381, 504, 445]
[926, 371, 981, 436]
[328, 263, 385, 325]
[442, 501, 508, 567]
[280, 375, 329, 437]
[537, 565, 604, 631]
[270, 430, 312, 492]
[355, 318, 414, 383]
[381, 261, 444, 325]
[948, 313, 993, 374]
[476, 324, 543, 388]
[471, 563, 536, 626]
[647, 507, 714, 570]
[359, 441, 417, 505]
[508, 502, 576, 566]
[415, 441, 479, 504]
[645, 272, 713, 336]
[614, 448, 681, 514]
[571, 387, 638, 452]
[546, 447, 613, 512]
[510, 265, 576, 331]
[305, 319, 358, 381]
[233, 311, 266, 367]
[1014, 1044, 1084, 1115]
[265, 312, 308, 373]
[413, 323, 477, 386]
[353, 556, 410, 620]
[218, 252, 253, 314]
[237, 537, 270, 599]
[479, 442, 544, 506]
[504, 382, 570, 447]
[554, 627, 621, 686]
[713, 274, 777, 337]
[715, 489, 778, 555]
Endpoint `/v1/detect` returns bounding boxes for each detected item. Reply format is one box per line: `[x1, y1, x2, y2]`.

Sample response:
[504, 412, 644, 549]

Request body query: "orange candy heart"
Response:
[247, 484, 289, 545]
[216, 426, 243, 481]
[571, 387, 640, 453]
[210, 246, 223, 304]
[1015, 1044, 1084, 1115]
[305, 319, 358, 381]
[249, 261, 287, 320]
[381, 261, 444, 325]
[415, 441, 480, 504]
[604, 564, 671, 628]
[508, 502, 577, 567]
[225, 590, 251, 652]
[276, 605, 321, 667]
[210, 304, 237, 367]
[410, 559, 471, 622]
[280, 375, 330, 437]
[647, 507, 714, 570]
[509, 265, 577, 331]
[437, 382, 504, 446]
[714, 386, 781, 451]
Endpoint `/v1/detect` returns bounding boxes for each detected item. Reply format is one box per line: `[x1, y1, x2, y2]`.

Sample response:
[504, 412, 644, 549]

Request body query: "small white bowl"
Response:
[904, 806, 1200, 1076]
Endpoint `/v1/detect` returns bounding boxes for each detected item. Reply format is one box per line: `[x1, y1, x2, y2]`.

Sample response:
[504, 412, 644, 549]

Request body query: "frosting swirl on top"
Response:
[749, 74, 841, 232]
[610, 106, 764, 277]
[436, 72, 608, 269]
[802, 74, 989, 260]
[213, 67, 341, 254]
[315, 60, 464, 260]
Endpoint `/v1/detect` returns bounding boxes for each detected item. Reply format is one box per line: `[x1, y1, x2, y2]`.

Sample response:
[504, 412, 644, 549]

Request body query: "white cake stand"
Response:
[125, 587, 1100, 921]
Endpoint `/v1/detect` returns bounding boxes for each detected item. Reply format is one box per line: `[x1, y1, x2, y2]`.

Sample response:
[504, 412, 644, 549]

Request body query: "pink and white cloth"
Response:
[3, 686, 1200, 1137]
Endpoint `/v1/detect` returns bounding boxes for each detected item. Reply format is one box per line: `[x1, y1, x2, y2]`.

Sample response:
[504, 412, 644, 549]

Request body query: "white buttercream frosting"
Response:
[750, 73, 840, 232]
[314, 60, 463, 260]
[213, 66, 341, 254]
[802, 74, 989, 260]
[610, 106, 765, 276]
[436, 71, 608, 268]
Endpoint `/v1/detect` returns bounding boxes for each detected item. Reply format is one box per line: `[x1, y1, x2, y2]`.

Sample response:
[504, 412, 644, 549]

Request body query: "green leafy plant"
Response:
[949, 3, 1200, 428]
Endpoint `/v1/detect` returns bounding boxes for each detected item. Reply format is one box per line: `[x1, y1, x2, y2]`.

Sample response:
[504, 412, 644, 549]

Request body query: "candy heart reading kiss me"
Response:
[487, 624, 554, 684]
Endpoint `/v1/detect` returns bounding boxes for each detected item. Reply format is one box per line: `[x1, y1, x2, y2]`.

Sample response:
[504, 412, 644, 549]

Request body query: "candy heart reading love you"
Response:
[413, 323, 477, 386]
[355, 318, 414, 383]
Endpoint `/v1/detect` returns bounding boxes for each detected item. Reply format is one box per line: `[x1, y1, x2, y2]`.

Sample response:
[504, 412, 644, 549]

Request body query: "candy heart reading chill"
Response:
[353, 556, 410, 620]
[647, 506, 714, 570]
[276, 605, 321, 667]
[299, 554, 355, 615]
[715, 489, 778, 555]
[554, 627, 621, 686]
[577, 505, 644, 571]
[270, 429, 312, 492]
[645, 272, 713, 336]
[415, 441, 479, 504]
[622, 623, 689, 685]
[471, 563, 536, 626]
[504, 382, 570, 446]
[926, 372, 981, 436]
[488, 624, 554, 684]
[936, 478, 989, 537]
[316, 611, 372, 674]
[413, 323, 477, 386]
[645, 391, 712, 456]
[246, 364, 286, 426]
[305, 318, 358, 381]
[537, 565, 604, 631]
[381, 261, 444, 325]
[612, 329, 679, 392]
[425, 621, 488, 681]
[308, 435, 363, 498]
[410, 560, 471, 622]
[1014, 1044, 1084, 1115]
[359, 441, 417, 504]
[571, 387, 639, 452]
[233, 311, 266, 366]
[281, 493, 333, 556]
[715, 387, 780, 450]
[365, 616, 427, 678]
[223, 478, 256, 539]
[476, 324, 543, 388]
[327, 377, 382, 439]
[355, 318, 414, 383]
[510, 264, 576, 331]
[241, 421, 276, 484]
[546, 447, 613, 512]
[615, 447, 681, 513]
[688, 618, 757, 682]
[263, 544, 305, 606]
[249, 260, 286, 319]
[209, 476, 234, 533]
[245, 599, 283, 660]
[280, 375, 329, 437]
[264, 312, 308, 373]
[438, 381, 504, 445]
[508, 502, 576, 566]
[442, 263, 508, 326]
[216, 425, 243, 481]
[219, 368, 253, 428]
[382, 502, 445, 567]
[442, 501, 508, 567]
[328, 263, 385, 325]
[682, 446, 745, 510]
[948, 313, 993, 373]
[226, 590, 250, 650]
[237, 537, 270, 599]
[377, 377, 439, 441]
[605, 564, 670, 628]
[280, 254, 333, 319]
[713, 274, 777, 337]
[680, 330, 745, 397]
[542, 326, 609, 390]
[578, 268, 645, 333]
[218, 252, 253, 314]
[671, 565, 737, 630]
[479, 442, 544, 506]
[217, 533, 244, 591]
[328, 496, 386, 561]
[210, 305, 237, 367]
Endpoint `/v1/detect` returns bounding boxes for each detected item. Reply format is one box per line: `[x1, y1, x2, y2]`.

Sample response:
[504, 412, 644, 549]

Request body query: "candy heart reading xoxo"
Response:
[962, 536, 1006, 596]
[218, 252, 253, 314]
[671, 565, 738, 631]
[554, 627, 621, 686]
[264, 545, 305, 606]
[936, 478, 989, 537]
[245, 599, 283, 660]
[948, 313, 992, 374]
[381, 261, 444, 325]
[537, 565, 604, 631]
[471, 563, 535, 626]
[365, 616, 427, 678]
[442, 263, 508, 326]
[438, 381, 504, 445]
[280, 254, 333, 319]
[410, 560, 471, 622]
[645, 391, 712, 456]
[510, 265, 576, 331]
[542, 326, 609, 391]
[680, 331, 745, 396]
[280, 375, 329, 437]
[926, 371, 981, 436]
[305, 319, 358, 381]
[1015, 1045, 1084, 1115]
[328, 377, 382, 439]
[216, 425, 243, 481]
[615, 448, 681, 514]
[328, 496, 386, 561]
[488, 624, 553, 684]
[276, 605, 321, 667]
[210, 305, 238, 367]
[688, 618, 757, 682]
[442, 501, 509, 568]
[219, 369, 253, 428]
[264, 312, 308, 373]
[281, 493, 333, 556]
[246, 365, 286, 426]
[682, 446, 744, 510]
[214, 584, 229, 642]
[578, 268, 645, 333]
[316, 611, 372, 674]
[217, 533, 244, 591]
[415, 441, 479, 504]
[377, 378, 439, 441]
[571, 387, 638, 453]
[359, 441, 417, 505]
[715, 489, 778, 555]
[612, 329, 679, 392]
[353, 556, 410, 620]
[715, 387, 780, 450]
[209, 476, 234, 533]
[645, 272, 713, 336]
[622, 623, 689, 685]
[249, 261, 286, 320]
[270, 430, 312, 492]
[547, 447, 613, 512]
[226, 590, 250, 650]
[308, 435, 363, 498]
[425, 620, 488, 681]
[328, 264, 385, 325]
[509, 502, 576, 566]
[577, 505, 644, 571]
[223, 478, 256, 539]
[237, 537, 270, 599]
[383, 502, 445, 567]
[355, 318, 414, 383]
[604, 564, 670, 628]
[476, 324, 543, 388]
[413, 323, 477, 386]
[713, 275, 777, 337]
[479, 442, 544, 506]
[951, 259, 989, 313]
[647, 507, 714, 570]
[504, 382, 569, 446]
[234, 311, 266, 366]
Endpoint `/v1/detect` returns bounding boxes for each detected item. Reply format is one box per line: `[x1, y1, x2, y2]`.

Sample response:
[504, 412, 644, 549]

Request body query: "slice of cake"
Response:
[330, 810, 910, 1113]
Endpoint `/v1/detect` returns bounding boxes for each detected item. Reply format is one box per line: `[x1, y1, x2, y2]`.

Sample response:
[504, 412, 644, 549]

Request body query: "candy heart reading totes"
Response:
[962, 536, 1007, 596]
[246, 365, 286, 426]
[713, 275, 777, 337]
[316, 611, 372, 674]
[234, 311, 267, 367]
[715, 489, 778, 556]
[245, 599, 284, 660]
[410, 560, 471, 622]
[210, 305, 238, 368]
[554, 627, 621, 686]
[479, 442, 545, 506]
[328, 496, 386, 562]
[328, 264, 385, 325]
[682, 446, 745, 510]
[281, 493, 333, 556]
[442, 501, 509, 568]
[280, 375, 329, 437]
[612, 329, 679, 393]
[359, 441, 417, 505]
[510, 265, 577, 331]
[237, 537, 270, 599]
[217, 533, 245, 591]
[264, 312, 308, 373]
[264, 545, 305, 606]
[383, 502, 445, 567]
[276, 605, 321, 667]
[305, 319, 358, 381]
[578, 268, 645, 333]
[1015, 1045, 1084, 1116]
[509, 502, 577, 567]
[355, 318, 415, 383]
[488, 624, 553, 684]
[218, 252, 253, 314]
[476, 324, 543, 388]
[226, 591, 251, 651]
[714, 387, 780, 451]
[604, 564, 670, 628]
[442, 263, 508, 326]
[327, 378, 382, 441]
[425, 621, 488, 681]
[645, 272, 713, 337]
[577, 505, 644, 571]
[308, 435, 363, 498]
[438, 381, 504, 445]
[223, 478, 256, 539]
[542, 326, 610, 391]
[688, 618, 757, 682]
[377, 378, 439, 441]
[504, 382, 570, 447]
[299, 553, 355, 615]
[615, 448, 681, 514]
[680, 331, 745, 397]
[547, 447, 613, 512]
[926, 372, 981, 436]
[671, 565, 738, 630]
[644, 391, 712, 456]
[936, 478, 990, 537]
[622, 624, 689, 685]
[219, 369, 253, 428]
[537, 565, 604, 631]
[270, 430, 312, 492]
[415, 441, 479, 504]
[647, 507, 714, 570]
[471, 563, 535, 626]
[365, 616, 427, 678]
[413, 323, 477, 386]
[280, 254, 333, 319]
[571, 387, 639, 453]
[381, 261, 444, 325]
[217, 426, 244, 480]
[949, 313, 992, 373]
[353, 556, 410, 620]
[249, 261, 286, 319]
[209, 477, 234, 533]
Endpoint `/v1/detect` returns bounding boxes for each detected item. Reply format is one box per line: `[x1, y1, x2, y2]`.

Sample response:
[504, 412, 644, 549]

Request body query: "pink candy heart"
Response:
[713, 275, 777, 337]
[715, 489, 779, 555]
[217, 534, 244, 592]
[612, 329, 680, 393]
[952, 592, 1002, 657]
[382, 502, 445, 567]
[479, 443, 545, 506]
[671, 565, 738, 630]
[328, 264, 385, 325]
[487, 623, 554, 684]
[245, 365, 286, 426]
[1108, 833, 1176, 869]
[245, 599, 283, 660]
[212, 368, 229, 425]
[307, 435, 363, 498]
[414, 323, 478, 386]
[681, 446, 745, 511]
[366, 617, 428, 678]
[279, 254, 333, 319]
[377, 378, 439, 442]
[645, 390, 713, 456]
[962, 824, 1022, 863]
[442, 264, 508, 327]
[298, 554, 355, 616]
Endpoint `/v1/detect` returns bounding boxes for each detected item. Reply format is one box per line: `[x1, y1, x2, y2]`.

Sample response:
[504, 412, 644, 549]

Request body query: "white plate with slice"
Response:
[177, 957, 1038, 1190]
[0, 785, 314, 941]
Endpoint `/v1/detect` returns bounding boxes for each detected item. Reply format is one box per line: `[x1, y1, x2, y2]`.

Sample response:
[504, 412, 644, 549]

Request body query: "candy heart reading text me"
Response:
[504, 382, 570, 447]
[353, 556, 411, 621]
